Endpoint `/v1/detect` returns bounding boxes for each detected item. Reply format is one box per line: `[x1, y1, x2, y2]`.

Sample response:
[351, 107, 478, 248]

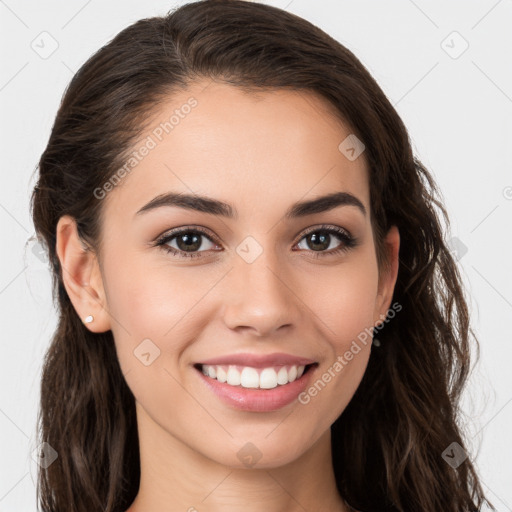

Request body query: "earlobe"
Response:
[55, 215, 111, 333]
[374, 225, 400, 327]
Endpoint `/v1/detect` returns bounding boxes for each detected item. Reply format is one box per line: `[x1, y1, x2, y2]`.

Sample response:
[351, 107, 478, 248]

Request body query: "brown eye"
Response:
[300, 230, 335, 251]
[156, 227, 219, 258]
[173, 232, 205, 252]
[295, 226, 357, 256]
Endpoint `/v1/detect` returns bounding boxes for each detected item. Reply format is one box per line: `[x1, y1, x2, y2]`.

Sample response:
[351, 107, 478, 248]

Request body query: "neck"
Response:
[126, 403, 350, 512]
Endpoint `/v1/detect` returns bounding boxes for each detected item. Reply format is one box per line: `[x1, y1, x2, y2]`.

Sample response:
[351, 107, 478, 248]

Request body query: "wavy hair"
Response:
[30, 1, 493, 510]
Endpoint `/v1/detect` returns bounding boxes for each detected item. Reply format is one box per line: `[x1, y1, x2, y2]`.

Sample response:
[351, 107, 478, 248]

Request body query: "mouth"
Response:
[193, 362, 318, 390]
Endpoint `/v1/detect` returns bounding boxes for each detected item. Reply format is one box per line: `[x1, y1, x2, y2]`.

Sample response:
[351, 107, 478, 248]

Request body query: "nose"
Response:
[220, 247, 302, 337]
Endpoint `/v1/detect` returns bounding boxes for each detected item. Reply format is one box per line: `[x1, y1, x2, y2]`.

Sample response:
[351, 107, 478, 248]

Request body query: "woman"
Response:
[30, 1, 494, 510]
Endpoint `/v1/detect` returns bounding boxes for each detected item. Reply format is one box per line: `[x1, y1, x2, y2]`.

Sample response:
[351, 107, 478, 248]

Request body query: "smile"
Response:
[193, 362, 319, 412]
[195, 363, 317, 389]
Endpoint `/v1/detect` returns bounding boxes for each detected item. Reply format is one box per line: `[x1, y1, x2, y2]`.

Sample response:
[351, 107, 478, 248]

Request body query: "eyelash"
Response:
[154, 224, 358, 260]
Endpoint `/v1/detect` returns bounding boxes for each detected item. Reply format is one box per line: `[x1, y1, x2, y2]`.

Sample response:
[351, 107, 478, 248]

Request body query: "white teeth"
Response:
[277, 366, 288, 385]
[226, 366, 241, 386]
[260, 368, 278, 389]
[200, 363, 310, 389]
[240, 367, 259, 388]
[216, 366, 227, 383]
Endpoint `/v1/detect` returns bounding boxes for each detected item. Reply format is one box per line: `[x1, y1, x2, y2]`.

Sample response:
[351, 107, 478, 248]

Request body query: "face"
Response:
[62, 80, 399, 469]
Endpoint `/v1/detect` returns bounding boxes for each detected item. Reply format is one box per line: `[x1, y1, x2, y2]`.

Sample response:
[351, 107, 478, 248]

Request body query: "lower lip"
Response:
[195, 364, 317, 412]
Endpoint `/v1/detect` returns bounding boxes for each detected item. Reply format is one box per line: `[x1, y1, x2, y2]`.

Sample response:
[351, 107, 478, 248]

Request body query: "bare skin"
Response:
[56, 80, 399, 512]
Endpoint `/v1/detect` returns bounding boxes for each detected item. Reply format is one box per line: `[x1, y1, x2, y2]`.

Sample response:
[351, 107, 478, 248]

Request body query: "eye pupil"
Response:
[308, 231, 330, 251]
[177, 233, 201, 251]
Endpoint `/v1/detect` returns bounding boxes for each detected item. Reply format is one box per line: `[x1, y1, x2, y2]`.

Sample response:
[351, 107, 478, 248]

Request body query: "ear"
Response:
[373, 225, 400, 327]
[55, 215, 111, 333]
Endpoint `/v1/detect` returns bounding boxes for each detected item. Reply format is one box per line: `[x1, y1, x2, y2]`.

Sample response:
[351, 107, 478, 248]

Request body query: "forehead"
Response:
[103, 80, 370, 222]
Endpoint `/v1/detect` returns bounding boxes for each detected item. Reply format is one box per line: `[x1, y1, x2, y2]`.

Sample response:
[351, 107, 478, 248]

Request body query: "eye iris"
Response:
[177, 232, 202, 252]
[307, 231, 330, 251]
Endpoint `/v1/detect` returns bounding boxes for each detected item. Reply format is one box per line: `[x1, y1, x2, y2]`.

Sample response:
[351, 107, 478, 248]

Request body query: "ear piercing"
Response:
[84, 315, 94, 324]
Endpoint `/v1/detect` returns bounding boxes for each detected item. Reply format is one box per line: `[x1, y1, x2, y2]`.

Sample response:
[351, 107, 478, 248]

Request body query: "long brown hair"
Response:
[30, 1, 494, 510]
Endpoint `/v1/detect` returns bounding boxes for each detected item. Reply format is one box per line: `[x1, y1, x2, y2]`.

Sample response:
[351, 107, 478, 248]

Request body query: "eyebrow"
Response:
[135, 191, 367, 219]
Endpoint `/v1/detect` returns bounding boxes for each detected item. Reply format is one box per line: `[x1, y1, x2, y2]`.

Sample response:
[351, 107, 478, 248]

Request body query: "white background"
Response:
[1, 0, 511, 510]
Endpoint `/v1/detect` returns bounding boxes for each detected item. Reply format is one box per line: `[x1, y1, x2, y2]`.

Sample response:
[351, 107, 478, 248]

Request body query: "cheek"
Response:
[103, 249, 219, 334]
[298, 252, 378, 418]
[102, 250, 228, 377]
[315, 253, 379, 347]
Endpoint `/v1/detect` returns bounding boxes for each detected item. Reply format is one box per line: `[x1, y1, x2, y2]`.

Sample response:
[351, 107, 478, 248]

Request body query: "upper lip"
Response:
[196, 352, 317, 368]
